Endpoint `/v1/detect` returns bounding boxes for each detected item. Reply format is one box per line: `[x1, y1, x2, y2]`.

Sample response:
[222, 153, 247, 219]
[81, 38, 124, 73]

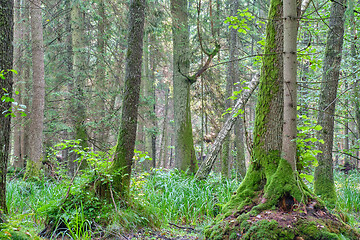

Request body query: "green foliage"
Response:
[131, 169, 240, 225]
[335, 171, 360, 217]
[1, 70, 27, 118]
[134, 149, 152, 164]
[224, 8, 260, 34]
[60, 203, 92, 240]
[296, 111, 323, 182]
[5, 179, 65, 239]
[222, 81, 249, 118]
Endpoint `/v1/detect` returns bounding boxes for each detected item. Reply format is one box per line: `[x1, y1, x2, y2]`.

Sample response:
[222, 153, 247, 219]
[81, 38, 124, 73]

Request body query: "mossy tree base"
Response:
[39, 178, 113, 238]
[205, 204, 360, 240]
[205, 158, 360, 239]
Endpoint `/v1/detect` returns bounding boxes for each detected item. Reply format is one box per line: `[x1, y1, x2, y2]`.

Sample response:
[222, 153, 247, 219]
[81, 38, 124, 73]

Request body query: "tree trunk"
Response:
[195, 77, 258, 180]
[171, 0, 198, 174]
[71, 1, 89, 167]
[12, 0, 24, 169]
[95, 0, 108, 149]
[282, 0, 299, 170]
[314, 0, 346, 204]
[26, 0, 45, 178]
[0, 0, 14, 214]
[159, 87, 170, 168]
[230, 0, 246, 178]
[112, 0, 145, 200]
[349, 0, 360, 165]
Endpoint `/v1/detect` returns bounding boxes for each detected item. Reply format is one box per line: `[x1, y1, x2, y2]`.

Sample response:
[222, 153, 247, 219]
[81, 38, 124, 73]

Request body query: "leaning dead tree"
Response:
[195, 74, 259, 180]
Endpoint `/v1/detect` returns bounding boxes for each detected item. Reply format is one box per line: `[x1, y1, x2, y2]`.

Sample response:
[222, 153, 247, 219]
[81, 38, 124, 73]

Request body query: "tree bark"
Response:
[71, 1, 89, 166]
[26, 0, 45, 178]
[12, 0, 24, 169]
[171, 0, 198, 174]
[0, 0, 14, 214]
[282, 0, 299, 170]
[112, 0, 145, 200]
[314, 0, 346, 203]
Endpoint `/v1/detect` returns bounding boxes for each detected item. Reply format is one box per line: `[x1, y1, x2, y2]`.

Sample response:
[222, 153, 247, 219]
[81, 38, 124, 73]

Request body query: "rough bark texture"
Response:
[26, 0, 45, 178]
[171, 0, 198, 174]
[282, 0, 298, 170]
[229, 0, 246, 178]
[195, 78, 258, 180]
[143, 33, 157, 169]
[349, 0, 360, 164]
[112, 0, 145, 199]
[0, 0, 14, 214]
[12, 0, 24, 169]
[95, 0, 109, 148]
[159, 87, 170, 168]
[314, 0, 346, 204]
[71, 1, 89, 167]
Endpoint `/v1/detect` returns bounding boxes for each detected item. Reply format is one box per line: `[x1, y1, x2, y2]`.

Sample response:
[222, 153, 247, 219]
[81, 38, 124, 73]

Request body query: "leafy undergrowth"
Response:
[334, 170, 360, 229]
[0, 169, 240, 239]
[2, 169, 360, 239]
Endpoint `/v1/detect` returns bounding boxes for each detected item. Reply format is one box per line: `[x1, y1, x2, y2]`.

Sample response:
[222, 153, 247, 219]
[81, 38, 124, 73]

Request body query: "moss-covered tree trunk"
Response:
[26, 0, 45, 178]
[314, 0, 346, 204]
[171, 0, 198, 174]
[112, 0, 145, 200]
[0, 0, 13, 214]
[94, 0, 109, 149]
[205, 0, 359, 239]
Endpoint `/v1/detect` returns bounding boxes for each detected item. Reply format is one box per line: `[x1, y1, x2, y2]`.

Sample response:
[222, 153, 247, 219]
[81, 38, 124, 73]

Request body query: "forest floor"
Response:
[4, 169, 360, 239]
[124, 226, 203, 240]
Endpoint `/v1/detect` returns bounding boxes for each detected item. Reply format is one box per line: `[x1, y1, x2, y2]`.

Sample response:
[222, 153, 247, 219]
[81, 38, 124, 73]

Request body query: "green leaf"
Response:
[313, 125, 322, 131]
[300, 173, 314, 183]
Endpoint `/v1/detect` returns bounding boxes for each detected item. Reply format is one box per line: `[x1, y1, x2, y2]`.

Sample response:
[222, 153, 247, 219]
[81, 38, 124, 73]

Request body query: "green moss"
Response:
[24, 159, 41, 179]
[242, 220, 294, 240]
[177, 87, 198, 175]
[296, 219, 340, 240]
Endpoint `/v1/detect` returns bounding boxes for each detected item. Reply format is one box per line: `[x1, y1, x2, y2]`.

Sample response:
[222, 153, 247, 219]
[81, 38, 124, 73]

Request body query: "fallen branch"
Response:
[169, 222, 195, 231]
[195, 75, 259, 180]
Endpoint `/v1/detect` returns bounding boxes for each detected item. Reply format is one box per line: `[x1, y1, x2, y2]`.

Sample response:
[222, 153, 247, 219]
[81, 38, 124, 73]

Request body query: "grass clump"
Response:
[131, 168, 240, 226]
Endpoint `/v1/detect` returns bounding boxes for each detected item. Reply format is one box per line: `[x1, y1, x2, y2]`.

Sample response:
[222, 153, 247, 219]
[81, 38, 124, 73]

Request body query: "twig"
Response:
[9, 168, 26, 182]
[169, 222, 195, 231]
[61, 157, 84, 204]
[109, 182, 118, 212]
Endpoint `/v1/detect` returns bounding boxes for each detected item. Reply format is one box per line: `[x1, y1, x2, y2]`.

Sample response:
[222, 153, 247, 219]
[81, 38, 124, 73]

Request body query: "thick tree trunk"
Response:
[112, 0, 145, 200]
[0, 0, 14, 214]
[26, 0, 45, 178]
[171, 0, 198, 174]
[314, 0, 346, 203]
